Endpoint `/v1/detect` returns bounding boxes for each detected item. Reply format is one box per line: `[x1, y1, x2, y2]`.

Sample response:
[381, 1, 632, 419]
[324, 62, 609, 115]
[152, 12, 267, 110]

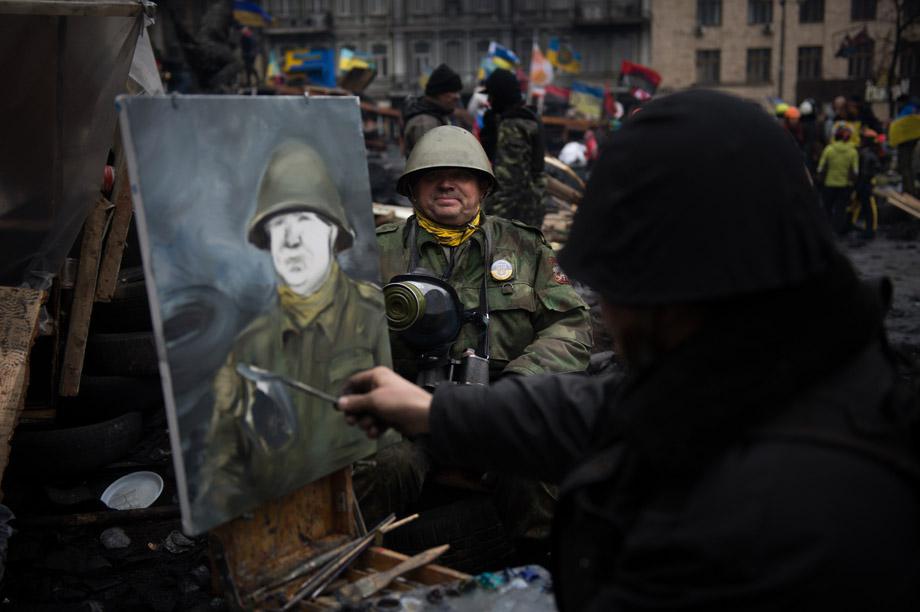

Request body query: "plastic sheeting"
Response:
[0, 11, 142, 287]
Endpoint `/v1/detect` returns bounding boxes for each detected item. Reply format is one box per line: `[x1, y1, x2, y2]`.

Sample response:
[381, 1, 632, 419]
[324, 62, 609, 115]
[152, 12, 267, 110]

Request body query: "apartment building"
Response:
[260, 0, 652, 98]
[651, 0, 919, 116]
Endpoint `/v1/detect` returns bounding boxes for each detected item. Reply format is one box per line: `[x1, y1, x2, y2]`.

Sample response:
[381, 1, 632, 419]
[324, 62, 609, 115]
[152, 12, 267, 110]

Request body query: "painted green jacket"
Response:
[484, 112, 547, 228]
[192, 267, 388, 530]
[376, 214, 592, 381]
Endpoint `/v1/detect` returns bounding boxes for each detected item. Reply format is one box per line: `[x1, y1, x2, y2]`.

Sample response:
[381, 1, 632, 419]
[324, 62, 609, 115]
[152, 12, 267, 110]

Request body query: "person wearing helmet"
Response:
[402, 63, 464, 157]
[817, 125, 859, 234]
[362, 125, 592, 556]
[339, 90, 920, 611]
[480, 68, 547, 228]
[194, 140, 389, 525]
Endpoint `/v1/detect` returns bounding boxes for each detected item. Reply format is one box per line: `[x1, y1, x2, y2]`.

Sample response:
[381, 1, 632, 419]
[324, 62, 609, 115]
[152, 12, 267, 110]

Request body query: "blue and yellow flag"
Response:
[233, 1, 273, 27]
[339, 48, 374, 73]
[547, 37, 581, 74]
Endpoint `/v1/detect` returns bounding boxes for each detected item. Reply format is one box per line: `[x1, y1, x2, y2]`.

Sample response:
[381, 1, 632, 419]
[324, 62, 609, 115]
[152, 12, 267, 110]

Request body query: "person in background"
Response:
[480, 68, 547, 228]
[818, 126, 859, 235]
[402, 63, 463, 156]
[853, 129, 882, 239]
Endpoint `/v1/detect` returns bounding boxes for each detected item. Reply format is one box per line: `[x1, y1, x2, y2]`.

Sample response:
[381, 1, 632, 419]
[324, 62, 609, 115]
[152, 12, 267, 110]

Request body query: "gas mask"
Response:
[383, 269, 489, 388]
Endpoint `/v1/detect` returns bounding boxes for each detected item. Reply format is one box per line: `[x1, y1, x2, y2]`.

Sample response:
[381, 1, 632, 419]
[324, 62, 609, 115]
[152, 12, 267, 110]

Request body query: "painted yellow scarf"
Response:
[278, 261, 339, 329]
[416, 210, 482, 247]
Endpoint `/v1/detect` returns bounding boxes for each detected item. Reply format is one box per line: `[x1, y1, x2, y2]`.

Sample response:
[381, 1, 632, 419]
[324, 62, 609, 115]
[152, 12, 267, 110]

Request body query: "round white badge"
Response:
[490, 259, 513, 281]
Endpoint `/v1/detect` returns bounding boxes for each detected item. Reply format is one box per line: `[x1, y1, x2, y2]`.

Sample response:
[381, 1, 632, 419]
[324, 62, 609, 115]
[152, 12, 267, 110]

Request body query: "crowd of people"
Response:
[778, 93, 920, 241]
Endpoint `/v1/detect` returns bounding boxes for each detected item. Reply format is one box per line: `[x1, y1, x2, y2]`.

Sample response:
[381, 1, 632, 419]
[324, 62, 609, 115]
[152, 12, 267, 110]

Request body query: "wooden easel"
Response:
[209, 470, 356, 608]
[208, 467, 467, 609]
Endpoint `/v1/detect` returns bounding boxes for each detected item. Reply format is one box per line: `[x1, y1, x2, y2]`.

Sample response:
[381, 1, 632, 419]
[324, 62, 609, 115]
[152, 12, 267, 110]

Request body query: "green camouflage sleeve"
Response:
[503, 242, 593, 376]
[193, 353, 252, 515]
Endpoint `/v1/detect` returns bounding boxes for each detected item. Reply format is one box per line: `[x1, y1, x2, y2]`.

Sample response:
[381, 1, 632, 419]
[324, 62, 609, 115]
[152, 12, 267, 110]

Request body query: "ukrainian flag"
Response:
[233, 1, 273, 27]
[547, 37, 581, 74]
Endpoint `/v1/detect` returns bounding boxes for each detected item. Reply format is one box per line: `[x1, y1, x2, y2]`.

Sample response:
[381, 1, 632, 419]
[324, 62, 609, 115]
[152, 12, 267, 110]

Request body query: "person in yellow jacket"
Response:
[817, 126, 858, 235]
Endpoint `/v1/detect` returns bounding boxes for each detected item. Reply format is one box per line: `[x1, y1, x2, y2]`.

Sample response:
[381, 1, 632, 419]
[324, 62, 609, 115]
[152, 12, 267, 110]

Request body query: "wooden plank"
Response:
[210, 468, 357, 599]
[546, 175, 583, 204]
[876, 188, 920, 220]
[358, 546, 470, 584]
[0, 0, 143, 16]
[59, 196, 112, 396]
[0, 286, 45, 502]
[542, 115, 607, 130]
[95, 133, 134, 302]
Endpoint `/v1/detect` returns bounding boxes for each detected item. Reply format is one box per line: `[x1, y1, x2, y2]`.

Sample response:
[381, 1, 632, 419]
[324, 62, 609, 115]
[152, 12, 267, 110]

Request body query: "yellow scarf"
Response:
[277, 261, 339, 329]
[416, 210, 482, 247]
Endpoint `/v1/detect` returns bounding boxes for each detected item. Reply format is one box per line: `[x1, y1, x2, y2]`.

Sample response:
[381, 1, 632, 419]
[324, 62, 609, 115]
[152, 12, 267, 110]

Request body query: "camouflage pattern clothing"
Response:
[193, 266, 388, 529]
[482, 108, 547, 228]
[357, 214, 591, 544]
[402, 97, 452, 157]
[376, 214, 592, 381]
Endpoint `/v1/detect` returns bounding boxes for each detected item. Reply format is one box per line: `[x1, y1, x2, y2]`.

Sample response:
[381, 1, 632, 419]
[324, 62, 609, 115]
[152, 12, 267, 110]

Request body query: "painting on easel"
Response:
[117, 95, 391, 534]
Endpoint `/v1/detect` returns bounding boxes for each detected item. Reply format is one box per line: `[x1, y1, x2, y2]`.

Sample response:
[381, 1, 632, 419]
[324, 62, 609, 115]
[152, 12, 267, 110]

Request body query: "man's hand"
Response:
[338, 367, 432, 439]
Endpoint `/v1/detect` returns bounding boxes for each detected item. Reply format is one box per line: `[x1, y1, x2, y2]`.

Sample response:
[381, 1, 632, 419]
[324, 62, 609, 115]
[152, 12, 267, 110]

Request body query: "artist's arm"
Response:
[339, 368, 610, 483]
[503, 242, 593, 376]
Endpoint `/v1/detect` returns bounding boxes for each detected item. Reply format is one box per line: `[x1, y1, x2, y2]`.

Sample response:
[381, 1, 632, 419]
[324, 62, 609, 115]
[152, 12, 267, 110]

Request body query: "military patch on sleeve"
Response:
[548, 256, 570, 285]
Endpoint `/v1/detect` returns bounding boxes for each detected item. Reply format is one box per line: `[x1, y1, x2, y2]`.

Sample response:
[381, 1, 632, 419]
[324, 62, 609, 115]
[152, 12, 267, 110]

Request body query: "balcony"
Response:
[574, 0, 648, 27]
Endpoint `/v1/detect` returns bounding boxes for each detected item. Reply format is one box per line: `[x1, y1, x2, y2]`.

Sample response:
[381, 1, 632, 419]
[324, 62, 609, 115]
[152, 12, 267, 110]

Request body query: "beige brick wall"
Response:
[650, 0, 898, 115]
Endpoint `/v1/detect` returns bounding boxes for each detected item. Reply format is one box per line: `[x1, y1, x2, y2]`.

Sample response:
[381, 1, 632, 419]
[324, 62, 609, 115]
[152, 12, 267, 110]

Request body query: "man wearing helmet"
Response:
[194, 141, 389, 525]
[360, 125, 592, 555]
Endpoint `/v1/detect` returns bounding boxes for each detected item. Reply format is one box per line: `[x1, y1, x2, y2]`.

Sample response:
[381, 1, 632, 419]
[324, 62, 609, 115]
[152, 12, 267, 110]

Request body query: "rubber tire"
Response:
[84, 332, 159, 378]
[382, 495, 516, 575]
[10, 411, 143, 476]
[90, 280, 152, 333]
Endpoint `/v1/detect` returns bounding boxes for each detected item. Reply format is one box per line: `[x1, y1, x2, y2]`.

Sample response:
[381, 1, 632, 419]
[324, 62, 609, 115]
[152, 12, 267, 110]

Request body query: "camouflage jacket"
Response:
[402, 96, 452, 156]
[376, 214, 592, 381]
[193, 267, 388, 529]
[483, 108, 547, 228]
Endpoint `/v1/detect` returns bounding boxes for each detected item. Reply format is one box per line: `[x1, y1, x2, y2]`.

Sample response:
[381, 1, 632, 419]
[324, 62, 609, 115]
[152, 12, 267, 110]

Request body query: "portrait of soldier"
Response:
[193, 140, 389, 524]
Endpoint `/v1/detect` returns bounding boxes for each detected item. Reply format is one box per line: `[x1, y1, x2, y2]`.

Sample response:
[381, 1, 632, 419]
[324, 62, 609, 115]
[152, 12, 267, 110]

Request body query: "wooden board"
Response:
[876, 187, 920, 220]
[0, 286, 45, 502]
[59, 196, 113, 396]
[95, 133, 134, 302]
[209, 468, 357, 605]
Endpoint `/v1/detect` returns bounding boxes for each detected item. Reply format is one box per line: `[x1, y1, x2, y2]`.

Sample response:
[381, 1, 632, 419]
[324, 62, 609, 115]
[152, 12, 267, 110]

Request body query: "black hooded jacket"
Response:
[422, 91, 920, 610]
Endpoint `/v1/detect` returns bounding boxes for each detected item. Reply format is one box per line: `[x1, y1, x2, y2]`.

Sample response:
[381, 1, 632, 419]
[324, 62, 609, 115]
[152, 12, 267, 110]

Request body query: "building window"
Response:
[799, 0, 823, 23]
[444, 40, 463, 71]
[748, 0, 772, 24]
[696, 49, 720, 84]
[746, 48, 771, 83]
[372, 43, 388, 76]
[470, 0, 492, 12]
[336, 0, 356, 16]
[797, 46, 822, 79]
[409, 0, 427, 13]
[367, 0, 388, 15]
[548, 0, 571, 9]
[413, 40, 432, 76]
[848, 37, 874, 78]
[520, 0, 541, 11]
[851, 0, 876, 20]
[697, 0, 722, 26]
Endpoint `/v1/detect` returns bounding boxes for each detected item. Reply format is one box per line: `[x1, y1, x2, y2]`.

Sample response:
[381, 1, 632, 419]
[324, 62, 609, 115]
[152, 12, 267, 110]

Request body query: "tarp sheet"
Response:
[0, 11, 142, 286]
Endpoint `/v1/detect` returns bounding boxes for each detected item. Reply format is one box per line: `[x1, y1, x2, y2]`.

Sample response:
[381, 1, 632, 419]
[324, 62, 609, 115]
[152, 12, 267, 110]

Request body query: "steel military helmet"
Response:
[247, 140, 355, 251]
[396, 125, 495, 197]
